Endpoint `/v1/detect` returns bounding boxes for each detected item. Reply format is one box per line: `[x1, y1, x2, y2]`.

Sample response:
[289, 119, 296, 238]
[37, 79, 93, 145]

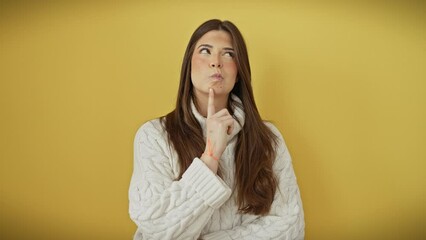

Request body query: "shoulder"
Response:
[263, 121, 285, 142]
[263, 121, 290, 162]
[134, 118, 167, 143]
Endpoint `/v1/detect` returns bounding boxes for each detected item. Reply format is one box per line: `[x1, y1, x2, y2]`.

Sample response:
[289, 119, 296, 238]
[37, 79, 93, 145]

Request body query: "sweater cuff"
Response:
[181, 158, 231, 209]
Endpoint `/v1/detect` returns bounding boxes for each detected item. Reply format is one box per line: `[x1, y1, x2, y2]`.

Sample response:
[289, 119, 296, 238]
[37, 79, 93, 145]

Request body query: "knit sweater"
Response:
[129, 96, 305, 240]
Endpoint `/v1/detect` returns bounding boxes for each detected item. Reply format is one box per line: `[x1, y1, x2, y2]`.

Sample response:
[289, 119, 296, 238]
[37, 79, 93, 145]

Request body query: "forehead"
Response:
[196, 30, 233, 47]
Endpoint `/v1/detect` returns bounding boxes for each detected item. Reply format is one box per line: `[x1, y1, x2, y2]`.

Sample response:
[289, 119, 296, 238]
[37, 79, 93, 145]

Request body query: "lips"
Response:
[210, 73, 223, 80]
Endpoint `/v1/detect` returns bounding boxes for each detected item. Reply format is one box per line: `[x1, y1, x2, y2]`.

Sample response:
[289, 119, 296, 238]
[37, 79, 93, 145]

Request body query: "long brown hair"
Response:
[161, 19, 278, 215]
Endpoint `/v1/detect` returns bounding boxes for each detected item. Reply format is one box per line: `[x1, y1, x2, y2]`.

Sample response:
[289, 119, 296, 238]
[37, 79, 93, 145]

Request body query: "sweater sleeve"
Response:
[201, 123, 305, 240]
[129, 121, 232, 240]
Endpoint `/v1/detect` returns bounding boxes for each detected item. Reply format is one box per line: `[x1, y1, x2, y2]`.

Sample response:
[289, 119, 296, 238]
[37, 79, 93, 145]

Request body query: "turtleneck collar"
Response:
[191, 94, 245, 143]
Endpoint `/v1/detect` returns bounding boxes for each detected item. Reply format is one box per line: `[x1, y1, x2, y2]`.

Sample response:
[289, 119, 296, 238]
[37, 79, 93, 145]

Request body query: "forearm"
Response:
[130, 158, 232, 239]
[201, 186, 304, 240]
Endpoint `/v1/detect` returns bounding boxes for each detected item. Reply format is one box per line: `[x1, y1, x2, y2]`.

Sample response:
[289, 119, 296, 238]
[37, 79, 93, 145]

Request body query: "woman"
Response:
[129, 19, 304, 240]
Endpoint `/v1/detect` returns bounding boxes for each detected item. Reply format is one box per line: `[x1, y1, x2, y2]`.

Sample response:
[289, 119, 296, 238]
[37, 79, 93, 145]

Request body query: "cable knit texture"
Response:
[129, 96, 305, 240]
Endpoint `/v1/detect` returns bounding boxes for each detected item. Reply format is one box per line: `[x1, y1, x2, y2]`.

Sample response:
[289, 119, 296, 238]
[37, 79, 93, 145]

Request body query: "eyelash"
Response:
[199, 48, 211, 54]
[224, 52, 234, 58]
[199, 48, 235, 58]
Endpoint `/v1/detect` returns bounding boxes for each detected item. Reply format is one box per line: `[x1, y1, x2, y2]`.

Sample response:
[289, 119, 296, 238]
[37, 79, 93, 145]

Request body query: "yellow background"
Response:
[1, 1, 425, 239]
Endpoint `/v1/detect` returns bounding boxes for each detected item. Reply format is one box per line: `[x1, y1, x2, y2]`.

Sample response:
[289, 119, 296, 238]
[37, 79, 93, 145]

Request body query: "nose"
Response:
[210, 55, 222, 68]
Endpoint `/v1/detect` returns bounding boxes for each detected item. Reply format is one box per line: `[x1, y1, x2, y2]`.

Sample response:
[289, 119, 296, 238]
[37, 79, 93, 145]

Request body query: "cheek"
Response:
[224, 62, 238, 78]
[191, 55, 206, 73]
[191, 56, 207, 88]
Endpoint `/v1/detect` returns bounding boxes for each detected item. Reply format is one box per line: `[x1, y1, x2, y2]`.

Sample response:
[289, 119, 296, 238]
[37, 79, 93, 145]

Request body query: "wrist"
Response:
[202, 152, 219, 161]
[205, 138, 223, 161]
[200, 154, 218, 174]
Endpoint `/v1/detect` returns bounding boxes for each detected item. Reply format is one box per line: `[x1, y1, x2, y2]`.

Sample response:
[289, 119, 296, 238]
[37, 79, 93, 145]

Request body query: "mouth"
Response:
[210, 73, 223, 80]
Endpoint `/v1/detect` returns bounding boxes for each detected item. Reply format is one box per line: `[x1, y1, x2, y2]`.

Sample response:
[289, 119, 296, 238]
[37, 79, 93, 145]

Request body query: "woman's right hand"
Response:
[201, 88, 234, 173]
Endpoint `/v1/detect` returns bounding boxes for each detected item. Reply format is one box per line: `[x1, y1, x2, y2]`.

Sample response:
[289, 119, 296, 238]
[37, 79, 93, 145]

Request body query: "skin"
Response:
[191, 30, 237, 174]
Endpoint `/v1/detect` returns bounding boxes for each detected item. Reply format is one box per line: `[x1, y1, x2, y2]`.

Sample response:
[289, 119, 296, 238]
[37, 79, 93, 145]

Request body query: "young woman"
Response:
[129, 19, 305, 240]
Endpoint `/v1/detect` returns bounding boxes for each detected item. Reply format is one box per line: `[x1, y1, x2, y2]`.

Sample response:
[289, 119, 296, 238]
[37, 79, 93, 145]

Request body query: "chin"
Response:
[209, 86, 226, 93]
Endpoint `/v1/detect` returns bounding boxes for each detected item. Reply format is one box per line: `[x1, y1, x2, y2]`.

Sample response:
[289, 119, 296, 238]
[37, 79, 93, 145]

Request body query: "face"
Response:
[191, 30, 237, 98]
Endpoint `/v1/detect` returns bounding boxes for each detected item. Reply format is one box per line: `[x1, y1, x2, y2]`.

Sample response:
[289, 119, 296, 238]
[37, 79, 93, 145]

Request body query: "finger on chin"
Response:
[207, 88, 215, 117]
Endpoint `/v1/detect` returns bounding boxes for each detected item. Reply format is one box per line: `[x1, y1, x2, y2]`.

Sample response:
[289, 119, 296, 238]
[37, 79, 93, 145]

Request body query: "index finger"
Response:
[207, 88, 215, 118]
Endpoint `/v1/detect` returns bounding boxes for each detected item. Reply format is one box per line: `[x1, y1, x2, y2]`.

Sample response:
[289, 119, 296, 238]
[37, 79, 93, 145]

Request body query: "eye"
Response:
[223, 51, 235, 58]
[199, 48, 210, 54]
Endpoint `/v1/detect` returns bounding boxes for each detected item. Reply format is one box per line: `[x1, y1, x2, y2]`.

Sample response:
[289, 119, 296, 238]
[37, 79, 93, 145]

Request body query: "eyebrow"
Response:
[223, 47, 235, 51]
[197, 44, 213, 49]
[197, 44, 235, 51]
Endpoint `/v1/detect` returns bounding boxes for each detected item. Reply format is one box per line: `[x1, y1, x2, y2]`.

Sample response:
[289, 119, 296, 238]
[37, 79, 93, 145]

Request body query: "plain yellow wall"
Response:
[1, 1, 425, 239]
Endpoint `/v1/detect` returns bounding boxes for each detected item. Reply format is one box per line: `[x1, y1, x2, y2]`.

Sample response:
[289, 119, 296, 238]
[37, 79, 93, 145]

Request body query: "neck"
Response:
[195, 92, 229, 117]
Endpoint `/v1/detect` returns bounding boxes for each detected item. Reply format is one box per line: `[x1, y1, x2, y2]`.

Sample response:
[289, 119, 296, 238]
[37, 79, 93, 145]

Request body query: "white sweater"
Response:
[129, 97, 305, 240]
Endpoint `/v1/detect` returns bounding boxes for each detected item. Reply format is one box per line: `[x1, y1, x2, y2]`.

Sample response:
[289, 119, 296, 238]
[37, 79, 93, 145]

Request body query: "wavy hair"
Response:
[161, 19, 278, 215]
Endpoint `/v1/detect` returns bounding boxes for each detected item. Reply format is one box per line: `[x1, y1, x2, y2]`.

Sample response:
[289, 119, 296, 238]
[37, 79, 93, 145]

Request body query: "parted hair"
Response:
[161, 19, 278, 215]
